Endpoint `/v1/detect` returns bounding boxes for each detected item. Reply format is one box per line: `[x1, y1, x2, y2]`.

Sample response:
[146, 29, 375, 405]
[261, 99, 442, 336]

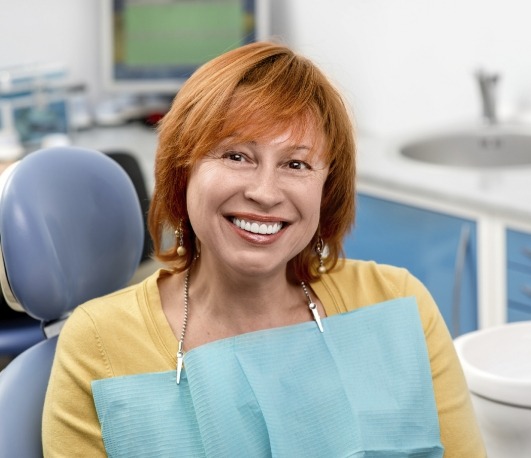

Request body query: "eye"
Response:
[287, 160, 311, 170]
[222, 152, 246, 162]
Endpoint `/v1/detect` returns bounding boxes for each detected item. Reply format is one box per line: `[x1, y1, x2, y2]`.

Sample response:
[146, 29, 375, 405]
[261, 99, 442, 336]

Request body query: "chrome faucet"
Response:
[476, 70, 500, 124]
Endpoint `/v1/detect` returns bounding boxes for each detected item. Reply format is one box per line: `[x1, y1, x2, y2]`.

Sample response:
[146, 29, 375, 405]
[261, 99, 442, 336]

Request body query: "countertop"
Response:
[356, 131, 531, 222]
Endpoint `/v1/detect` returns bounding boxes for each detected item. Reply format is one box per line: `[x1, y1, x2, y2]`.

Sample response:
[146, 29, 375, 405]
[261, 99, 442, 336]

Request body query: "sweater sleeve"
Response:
[397, 269, 486, 457]
[42, 306, 111, 457]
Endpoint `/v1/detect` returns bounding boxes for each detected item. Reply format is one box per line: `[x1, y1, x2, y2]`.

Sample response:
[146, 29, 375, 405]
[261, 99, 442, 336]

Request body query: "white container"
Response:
[454, 322, 531, 458]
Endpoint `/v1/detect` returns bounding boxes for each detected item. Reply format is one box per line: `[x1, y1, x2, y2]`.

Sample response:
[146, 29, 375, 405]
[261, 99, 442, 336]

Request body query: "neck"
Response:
[189, 259, 302, 321]
[173, 258, 322, 384]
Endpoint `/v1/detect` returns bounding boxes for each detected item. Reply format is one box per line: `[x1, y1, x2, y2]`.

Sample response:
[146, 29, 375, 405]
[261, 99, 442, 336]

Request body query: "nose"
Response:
[243, 166, 284, 208]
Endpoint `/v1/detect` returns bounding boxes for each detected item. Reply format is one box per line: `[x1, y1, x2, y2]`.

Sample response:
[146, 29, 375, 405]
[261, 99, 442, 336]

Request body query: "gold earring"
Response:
[316, 237, 327, 274]
[175, 221, 187, 257]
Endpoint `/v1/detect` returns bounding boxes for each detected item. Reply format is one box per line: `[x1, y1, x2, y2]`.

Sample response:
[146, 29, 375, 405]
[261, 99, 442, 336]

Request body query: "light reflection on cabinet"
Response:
[507, 229, 531, 322]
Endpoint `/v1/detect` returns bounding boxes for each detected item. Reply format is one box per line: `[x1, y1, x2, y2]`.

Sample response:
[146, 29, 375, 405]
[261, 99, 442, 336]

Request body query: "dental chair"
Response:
[0, 149, 153, 361]
[0, 147, 144, 458]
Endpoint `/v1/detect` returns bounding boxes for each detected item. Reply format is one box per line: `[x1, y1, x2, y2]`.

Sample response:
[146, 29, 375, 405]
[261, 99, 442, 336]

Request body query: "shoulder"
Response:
[77, 283, 139, 321]
[322, 259, 429, 307]
[315, 259, 441, 333]
[64, 284, 138, 335]
[58, 269, 163, 346]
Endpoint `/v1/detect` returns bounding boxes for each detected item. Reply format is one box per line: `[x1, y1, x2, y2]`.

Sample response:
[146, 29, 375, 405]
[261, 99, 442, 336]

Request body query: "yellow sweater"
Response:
[42, 260, 486, 457]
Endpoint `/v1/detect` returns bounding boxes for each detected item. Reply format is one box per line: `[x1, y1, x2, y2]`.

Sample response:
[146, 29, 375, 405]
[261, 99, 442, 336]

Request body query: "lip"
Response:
[229, 212, 288, 224]
[225, 213, 289, 244]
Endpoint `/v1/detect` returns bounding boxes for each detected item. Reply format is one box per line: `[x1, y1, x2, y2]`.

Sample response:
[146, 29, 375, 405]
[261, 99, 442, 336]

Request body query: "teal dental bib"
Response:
[92, 297, 443, 457]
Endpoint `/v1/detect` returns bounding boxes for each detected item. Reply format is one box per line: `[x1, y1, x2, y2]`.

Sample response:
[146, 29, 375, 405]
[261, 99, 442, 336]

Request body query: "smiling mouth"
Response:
[232, 217, 284, 235]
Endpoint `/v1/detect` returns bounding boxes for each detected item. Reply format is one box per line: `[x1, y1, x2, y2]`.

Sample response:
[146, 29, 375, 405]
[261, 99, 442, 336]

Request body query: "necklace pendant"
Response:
[309, 302, 324, 333]
[301, 281, 324, 333]
[176, 341, 184, 385]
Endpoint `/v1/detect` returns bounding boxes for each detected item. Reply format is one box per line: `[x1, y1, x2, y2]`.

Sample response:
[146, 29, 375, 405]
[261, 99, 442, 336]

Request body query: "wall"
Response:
[270, 0, 531, 137]
[0, 0, 100, 99]
[1, 0, 531, 137]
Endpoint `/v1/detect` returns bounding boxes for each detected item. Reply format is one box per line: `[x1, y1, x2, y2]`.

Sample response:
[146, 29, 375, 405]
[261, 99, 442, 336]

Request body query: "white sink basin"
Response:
[454, 321, 531, 407]
[400, 126, 531, 168]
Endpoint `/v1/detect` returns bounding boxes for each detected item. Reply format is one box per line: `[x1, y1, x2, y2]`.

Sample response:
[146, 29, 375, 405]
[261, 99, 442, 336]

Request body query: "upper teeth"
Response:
[232, 217, 283, 235]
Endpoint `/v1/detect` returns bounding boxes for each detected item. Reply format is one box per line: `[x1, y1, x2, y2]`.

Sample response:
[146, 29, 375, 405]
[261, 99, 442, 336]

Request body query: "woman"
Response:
[43, 42, 485, 457]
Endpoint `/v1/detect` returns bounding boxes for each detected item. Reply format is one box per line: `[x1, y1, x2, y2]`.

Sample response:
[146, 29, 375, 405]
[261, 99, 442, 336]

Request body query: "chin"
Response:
[226, 255, 287, 279]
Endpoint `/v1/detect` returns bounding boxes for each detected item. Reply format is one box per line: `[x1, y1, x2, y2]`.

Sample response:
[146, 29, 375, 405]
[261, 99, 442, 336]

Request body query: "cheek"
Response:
[294, 178, 326, 224]
[186, 164, 216, 205]
[310, 177, 329, 224]
[307, 173, 328, 208]
[185, 173, 210, 229]
[186, 167, 235, 223]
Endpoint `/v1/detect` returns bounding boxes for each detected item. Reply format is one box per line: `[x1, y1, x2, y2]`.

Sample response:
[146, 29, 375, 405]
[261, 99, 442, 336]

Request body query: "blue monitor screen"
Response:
[102, 0, 269, 94]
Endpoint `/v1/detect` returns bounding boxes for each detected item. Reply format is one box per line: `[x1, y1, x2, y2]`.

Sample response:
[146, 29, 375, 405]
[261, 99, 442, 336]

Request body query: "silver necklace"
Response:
[176, 269, 324, 384]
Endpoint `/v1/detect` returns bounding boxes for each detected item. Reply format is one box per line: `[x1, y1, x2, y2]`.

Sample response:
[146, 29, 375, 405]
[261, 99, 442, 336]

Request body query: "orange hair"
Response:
[148, 41, 356, 282]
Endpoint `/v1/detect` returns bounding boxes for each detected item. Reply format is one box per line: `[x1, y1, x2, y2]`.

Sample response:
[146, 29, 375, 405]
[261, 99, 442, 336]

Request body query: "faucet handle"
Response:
[475, 69, 501, 124]
[475, 69, 500, 84]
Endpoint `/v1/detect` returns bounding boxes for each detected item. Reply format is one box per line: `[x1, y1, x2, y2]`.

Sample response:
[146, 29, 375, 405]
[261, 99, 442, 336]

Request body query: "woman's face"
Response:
[186, 123, 329, 279]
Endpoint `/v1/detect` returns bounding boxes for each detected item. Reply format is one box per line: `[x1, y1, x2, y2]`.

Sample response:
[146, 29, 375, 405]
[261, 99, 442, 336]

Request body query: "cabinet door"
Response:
[506, 229, 531, 322]
[343, 194, 478, 336]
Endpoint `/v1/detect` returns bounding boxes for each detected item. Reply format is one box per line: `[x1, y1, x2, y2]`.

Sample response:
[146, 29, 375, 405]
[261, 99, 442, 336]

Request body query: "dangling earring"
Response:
[175, 221, 187, 257]
[316, 237, 327, 274]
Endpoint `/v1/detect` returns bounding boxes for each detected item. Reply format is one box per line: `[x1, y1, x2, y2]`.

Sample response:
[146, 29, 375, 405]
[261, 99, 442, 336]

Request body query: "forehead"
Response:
[241, 124, 320, 146]
[222, 114, 326, 152]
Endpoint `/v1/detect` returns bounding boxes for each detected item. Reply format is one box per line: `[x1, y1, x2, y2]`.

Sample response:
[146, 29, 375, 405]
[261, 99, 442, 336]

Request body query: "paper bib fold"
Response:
[92, 297, 444, 457]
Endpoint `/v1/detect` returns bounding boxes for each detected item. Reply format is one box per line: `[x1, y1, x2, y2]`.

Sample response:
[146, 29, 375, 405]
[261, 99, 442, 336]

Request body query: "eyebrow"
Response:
[218, 135, 316, 155]
[247, 140, 313, 152]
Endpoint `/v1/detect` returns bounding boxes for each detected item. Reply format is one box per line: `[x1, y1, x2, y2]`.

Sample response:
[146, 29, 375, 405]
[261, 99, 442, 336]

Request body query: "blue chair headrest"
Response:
[0, 147, 144, 322]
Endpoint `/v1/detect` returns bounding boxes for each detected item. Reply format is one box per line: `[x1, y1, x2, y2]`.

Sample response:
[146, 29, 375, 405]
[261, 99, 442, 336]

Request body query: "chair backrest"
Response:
[0, 147, 145, 458]
[106, 151, 153, 263]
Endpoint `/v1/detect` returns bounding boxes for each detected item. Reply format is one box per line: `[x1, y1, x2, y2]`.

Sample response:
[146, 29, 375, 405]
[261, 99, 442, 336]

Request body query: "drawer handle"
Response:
[523, 246, 531, 259]
[452, 224, 471, 338]
[522, 285, 531, 297]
